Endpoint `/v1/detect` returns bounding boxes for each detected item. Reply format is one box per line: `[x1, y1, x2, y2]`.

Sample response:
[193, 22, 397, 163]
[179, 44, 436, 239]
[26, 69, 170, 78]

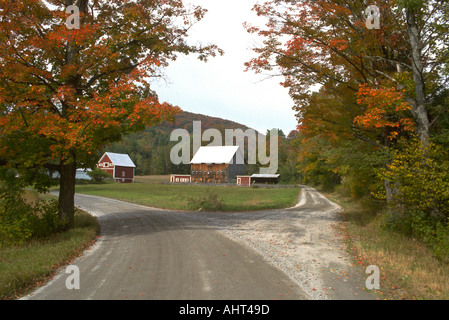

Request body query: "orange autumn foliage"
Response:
[355, 84, 415, 140]
[0, 0, 221, 224]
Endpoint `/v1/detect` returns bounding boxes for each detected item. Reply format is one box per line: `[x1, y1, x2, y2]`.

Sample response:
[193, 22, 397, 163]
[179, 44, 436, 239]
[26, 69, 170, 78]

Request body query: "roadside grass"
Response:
[323, 189, 449, 300]
[74, 175, 300, 212]
[0, 193, 98, 300]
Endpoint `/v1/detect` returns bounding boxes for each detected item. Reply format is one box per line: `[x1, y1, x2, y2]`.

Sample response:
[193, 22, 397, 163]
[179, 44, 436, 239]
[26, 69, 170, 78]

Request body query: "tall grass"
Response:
[0, 208, 98, 299]
[324, 190, 449, 300]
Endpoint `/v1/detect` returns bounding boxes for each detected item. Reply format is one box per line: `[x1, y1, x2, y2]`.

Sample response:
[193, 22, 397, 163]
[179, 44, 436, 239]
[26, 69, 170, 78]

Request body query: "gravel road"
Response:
[189, 186, 376, 300]
[23, 186, 376, 300]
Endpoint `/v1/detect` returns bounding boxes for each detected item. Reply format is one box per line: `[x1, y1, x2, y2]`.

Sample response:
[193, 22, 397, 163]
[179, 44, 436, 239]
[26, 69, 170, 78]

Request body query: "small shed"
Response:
[237, 175, 251, 187]
[190, 146, 246, 183]
[251, 173, 280, 184]
[97, 152, 136, 183]
[170, 174, 191, 184]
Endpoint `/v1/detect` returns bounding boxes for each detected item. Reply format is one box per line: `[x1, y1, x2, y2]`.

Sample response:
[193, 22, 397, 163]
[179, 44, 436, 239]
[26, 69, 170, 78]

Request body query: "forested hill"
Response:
[166, 111, 255, 133]
[104, 111, 260, 175]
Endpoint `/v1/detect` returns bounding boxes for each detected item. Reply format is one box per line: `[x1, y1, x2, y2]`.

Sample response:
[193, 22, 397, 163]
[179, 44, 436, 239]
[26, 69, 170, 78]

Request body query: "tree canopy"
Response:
[245, 0, 449, 246]
[0, 0, 221, 226]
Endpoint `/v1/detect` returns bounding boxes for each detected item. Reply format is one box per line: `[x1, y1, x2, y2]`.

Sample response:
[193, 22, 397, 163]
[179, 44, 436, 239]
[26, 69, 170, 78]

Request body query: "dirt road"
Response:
[23, 186, 376, 300]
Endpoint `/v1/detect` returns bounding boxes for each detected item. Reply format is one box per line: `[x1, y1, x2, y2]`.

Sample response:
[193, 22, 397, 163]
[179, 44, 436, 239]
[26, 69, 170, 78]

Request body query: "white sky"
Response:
[151, 0, 298, 135]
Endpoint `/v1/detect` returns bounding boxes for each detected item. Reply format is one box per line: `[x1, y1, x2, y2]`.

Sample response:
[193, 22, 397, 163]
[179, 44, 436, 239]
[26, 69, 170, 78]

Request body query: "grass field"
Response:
[74, 175, 301, 212]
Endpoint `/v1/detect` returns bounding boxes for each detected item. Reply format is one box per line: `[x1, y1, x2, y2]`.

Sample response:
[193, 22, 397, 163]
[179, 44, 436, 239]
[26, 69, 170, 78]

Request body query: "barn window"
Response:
[104, 163, 109, 167]
[122, 171, 125, 177]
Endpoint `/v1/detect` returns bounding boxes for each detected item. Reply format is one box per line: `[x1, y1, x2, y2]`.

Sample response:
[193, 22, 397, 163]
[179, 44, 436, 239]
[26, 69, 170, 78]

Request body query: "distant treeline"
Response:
[105, 111, 301, 183]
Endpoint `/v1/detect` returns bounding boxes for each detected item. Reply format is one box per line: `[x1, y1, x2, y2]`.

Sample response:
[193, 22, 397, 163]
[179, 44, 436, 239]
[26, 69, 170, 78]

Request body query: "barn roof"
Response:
[100, 152, 136, 168]
[190, 146, 244, 164]
[251, 174, 280, 178]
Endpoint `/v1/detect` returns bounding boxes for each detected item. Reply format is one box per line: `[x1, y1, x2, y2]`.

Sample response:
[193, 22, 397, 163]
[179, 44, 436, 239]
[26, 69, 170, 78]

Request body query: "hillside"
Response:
[104, 111, 261, 176]
[165, 111, 256, 133]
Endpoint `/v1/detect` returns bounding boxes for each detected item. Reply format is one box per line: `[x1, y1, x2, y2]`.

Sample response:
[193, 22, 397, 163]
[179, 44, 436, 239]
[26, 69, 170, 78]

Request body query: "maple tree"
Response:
[0, 0, 221, 227]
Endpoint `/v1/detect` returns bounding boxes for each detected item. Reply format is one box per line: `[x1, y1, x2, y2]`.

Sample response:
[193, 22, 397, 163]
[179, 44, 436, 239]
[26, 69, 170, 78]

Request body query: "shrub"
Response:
[87, 168, 112, 183]
[186, 189, 224, 211]
[0, 200, 34, 245]
[30, 199, 66, 238]
[0, 167, 69, 245]
[0, 167, 33, 245]
[379, 138, 449, 261]
[0, 197, 66, 246]
[380, 139, 449, 222]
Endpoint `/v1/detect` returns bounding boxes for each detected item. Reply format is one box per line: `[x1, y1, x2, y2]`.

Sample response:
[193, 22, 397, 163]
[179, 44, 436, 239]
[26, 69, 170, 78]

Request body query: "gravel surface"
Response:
[188, 186, 376, 300]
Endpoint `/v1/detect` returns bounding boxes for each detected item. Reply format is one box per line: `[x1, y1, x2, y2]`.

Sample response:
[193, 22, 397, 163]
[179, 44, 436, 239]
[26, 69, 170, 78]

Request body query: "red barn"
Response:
[97, 152, 136, 183]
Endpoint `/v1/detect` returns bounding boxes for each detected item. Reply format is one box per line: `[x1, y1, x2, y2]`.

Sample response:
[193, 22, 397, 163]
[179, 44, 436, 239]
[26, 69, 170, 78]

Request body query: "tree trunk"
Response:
[384, 178, 398, 216]
[58, 161, 77, 228]
[57, 0, 86, 229]
[406, 7, 430, 144]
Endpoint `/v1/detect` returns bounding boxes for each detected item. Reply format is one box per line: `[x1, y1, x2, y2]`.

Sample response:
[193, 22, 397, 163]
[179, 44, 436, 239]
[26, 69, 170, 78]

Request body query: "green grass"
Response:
[323, 189, 449, 300]
[74, 175, 300, 212]
[0, 209, 98, 300]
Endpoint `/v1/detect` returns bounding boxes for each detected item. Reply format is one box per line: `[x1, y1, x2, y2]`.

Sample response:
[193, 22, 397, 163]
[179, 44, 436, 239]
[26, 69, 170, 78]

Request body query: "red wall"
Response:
[98, 155, 134, 183]
[99, 154, 112, 165]
[237, 176, 251, 186]
[115, 166, 134, 181]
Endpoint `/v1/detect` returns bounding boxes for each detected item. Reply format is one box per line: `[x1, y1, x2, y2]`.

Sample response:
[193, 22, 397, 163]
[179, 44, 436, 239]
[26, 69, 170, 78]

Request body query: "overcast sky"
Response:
[151, 0, 298, 135]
